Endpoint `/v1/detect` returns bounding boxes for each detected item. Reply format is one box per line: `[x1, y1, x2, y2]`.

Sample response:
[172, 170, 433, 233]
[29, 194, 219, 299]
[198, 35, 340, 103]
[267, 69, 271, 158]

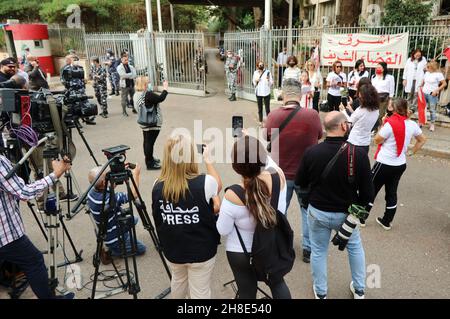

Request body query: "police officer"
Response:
[225, 50, 239, 101]
[105, 49, 120, 96]
[61, 55, 96, 125]
[194, 48, 209, 93]
[90, 56, 109, 118]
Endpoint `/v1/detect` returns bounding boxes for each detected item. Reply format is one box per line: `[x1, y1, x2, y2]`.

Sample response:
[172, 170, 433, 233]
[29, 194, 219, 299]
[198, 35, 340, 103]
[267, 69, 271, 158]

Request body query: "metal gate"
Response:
[154, 31, 205, 96]
[85, 31, 206, 96]
[85, 31, 157, 86]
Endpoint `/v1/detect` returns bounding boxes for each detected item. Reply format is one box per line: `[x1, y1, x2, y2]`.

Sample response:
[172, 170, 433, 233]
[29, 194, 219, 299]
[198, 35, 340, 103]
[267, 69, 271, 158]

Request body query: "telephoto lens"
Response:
[331, 214, 359, 251]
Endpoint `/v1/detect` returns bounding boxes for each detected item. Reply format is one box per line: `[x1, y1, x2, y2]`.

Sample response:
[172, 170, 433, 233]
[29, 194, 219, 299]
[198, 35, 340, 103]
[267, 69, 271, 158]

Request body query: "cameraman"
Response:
[295, 111, 373, 299]
[25, 56, 49, 91]
[61, 55, 96, 125]
[0, 149, 74, 299]
[87, 164, 146, 257]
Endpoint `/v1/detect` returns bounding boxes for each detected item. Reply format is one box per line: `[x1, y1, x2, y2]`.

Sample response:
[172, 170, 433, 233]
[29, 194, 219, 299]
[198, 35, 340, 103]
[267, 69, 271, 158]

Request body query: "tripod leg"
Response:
[27, 202, 48, 241]
[128, 174, 172, 281]
[59, 215, 83, 263]
[74, 120, 100, 166]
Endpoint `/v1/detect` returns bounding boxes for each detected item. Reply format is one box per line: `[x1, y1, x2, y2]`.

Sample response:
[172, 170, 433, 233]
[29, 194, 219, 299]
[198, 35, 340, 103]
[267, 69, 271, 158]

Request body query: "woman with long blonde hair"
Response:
[152, 133, 222, 299]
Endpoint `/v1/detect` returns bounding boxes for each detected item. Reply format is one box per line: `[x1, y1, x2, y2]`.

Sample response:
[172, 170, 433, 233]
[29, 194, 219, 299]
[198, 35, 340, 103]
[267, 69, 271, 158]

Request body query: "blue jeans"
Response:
[307, 205, 366, 296]
[424, 93, 439, 122]
[108, 216, 146, 257]
[0, 236, 53, 299]
[286, 180, 310, 252]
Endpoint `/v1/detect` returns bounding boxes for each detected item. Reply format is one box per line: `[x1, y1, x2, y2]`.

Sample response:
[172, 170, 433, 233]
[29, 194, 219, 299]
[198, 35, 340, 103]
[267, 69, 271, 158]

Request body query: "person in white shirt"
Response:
[326, 60, 347, 111]
[343, 84, 380, 154]
[276, 47, 288, 88]
[282, 55, 302, 85]
[347, 60, 369, 100]
[366, 99, 426, 230]
[216, 135, 291, 299]
[252, 61, 273, 123]
[306, 59, 322, 112]
[300, 70, 314, 109]
[371, 62, 395, 130]
[403, 49, 427, 111]
[421, 61, 447, 132]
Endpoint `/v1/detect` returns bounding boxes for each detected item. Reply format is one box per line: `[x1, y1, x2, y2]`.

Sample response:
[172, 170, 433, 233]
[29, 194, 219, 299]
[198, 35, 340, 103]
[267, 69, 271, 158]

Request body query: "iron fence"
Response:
[48, 25, 86, 57]
[225, 24, 449, 101]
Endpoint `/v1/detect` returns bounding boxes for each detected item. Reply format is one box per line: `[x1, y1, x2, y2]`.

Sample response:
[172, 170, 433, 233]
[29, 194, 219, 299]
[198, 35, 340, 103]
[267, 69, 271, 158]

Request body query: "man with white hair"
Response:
[87, 164, 146, 257]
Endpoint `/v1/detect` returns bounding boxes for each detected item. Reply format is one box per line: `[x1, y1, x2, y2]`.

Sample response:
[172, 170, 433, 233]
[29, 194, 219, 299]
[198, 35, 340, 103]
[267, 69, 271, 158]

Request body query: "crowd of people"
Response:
[0, 44, 446, 300]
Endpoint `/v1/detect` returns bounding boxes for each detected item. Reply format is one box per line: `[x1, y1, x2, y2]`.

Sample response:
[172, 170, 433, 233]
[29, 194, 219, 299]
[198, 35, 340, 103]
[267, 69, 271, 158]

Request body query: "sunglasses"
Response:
[336, 65, 342, 68]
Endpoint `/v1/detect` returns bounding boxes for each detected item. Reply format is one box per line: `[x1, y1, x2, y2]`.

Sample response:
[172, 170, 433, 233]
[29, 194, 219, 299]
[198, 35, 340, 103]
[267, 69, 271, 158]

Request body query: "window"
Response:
[34, 40, 43, 49]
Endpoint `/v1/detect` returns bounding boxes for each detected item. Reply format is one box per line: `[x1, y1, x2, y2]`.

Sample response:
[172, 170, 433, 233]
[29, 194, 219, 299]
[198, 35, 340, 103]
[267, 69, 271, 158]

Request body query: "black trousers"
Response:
[312, 89, 320, 112]
[226, 251, 291, 299]
[367, 162, 407, 224]
[327, 93, 342, 111]
[256, 95, 271, 122]
[0, 236, 52, 299]
[143, 130, 160, 168]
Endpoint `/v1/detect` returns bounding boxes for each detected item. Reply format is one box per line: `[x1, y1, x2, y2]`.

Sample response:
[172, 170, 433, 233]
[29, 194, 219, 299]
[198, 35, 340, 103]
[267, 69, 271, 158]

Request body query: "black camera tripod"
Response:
[73, 147, 171, 299]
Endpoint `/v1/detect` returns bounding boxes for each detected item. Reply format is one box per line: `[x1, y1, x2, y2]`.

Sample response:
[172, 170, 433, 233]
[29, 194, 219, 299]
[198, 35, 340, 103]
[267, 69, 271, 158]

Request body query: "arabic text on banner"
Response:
[321, 32, 409, 69]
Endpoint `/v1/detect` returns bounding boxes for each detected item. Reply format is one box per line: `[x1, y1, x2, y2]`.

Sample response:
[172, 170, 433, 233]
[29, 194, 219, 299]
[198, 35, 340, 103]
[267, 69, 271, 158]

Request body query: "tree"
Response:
[382, 0, 433, 25]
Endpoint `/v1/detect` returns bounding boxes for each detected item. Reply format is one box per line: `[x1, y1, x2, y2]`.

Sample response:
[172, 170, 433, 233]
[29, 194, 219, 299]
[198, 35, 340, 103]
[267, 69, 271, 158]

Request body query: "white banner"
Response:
[321, 32, 409, 69]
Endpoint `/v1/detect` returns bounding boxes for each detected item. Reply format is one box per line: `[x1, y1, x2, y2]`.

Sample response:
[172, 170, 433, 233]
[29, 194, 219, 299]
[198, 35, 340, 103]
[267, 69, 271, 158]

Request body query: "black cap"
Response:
[1, 57, 17, 66]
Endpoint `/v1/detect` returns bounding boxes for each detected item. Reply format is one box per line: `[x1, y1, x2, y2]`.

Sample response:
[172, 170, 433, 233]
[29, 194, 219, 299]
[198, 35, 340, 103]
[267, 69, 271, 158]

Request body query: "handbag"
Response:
[137, 92, 159, 127]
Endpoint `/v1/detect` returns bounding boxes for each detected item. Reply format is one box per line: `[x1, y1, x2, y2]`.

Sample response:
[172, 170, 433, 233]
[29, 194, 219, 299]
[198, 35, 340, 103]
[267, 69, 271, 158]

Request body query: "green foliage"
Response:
[382, 0, 434, 25]
[0, 0, 47, 22]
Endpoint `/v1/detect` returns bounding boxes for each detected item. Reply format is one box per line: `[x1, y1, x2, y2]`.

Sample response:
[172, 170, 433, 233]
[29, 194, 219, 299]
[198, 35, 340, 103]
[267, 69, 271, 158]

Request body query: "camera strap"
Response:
[267, 102, 300, 152]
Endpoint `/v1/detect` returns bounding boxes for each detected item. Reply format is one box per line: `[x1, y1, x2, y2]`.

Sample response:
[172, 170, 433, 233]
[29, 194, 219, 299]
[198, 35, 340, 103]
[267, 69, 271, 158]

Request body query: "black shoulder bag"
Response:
[267, 102, 301, 152]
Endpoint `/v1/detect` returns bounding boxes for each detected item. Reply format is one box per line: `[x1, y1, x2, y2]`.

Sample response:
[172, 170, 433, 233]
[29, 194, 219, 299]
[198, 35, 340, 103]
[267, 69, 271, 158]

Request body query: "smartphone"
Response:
[341, 97, 348, 107]
[232, 116, 243, 138]
[196, 144, 206, 154]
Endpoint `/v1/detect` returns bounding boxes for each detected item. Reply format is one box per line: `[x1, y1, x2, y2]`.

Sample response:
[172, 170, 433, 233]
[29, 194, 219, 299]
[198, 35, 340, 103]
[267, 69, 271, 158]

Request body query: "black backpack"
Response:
[227, 171, 295, 285]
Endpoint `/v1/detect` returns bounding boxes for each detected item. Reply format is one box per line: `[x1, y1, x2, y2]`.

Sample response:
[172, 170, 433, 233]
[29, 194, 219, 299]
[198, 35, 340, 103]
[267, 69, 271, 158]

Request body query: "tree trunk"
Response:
[253, 7, 262, 28]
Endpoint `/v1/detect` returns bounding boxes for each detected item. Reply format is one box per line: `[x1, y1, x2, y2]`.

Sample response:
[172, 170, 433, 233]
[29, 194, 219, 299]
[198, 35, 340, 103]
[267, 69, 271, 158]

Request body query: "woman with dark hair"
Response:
[348, 59, 369, 100]
[282, 55, 301, 85]
[326, 60, 347, 111]
[252, 60, 273, 123]
[371, 62, 395, 130]
[403, 49, 427, 111]
[365, 99, 426, 229]
[344, 84, 380, 154]
[346, 77, 372, 111]
[216, 136, 291, 299]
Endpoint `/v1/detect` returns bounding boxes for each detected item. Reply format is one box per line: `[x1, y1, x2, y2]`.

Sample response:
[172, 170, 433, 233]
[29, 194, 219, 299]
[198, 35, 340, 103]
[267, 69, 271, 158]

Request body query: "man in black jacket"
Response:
[25, 56, 49, 91]
[0, 57, 17, 83]
[295, 111, 373, 299]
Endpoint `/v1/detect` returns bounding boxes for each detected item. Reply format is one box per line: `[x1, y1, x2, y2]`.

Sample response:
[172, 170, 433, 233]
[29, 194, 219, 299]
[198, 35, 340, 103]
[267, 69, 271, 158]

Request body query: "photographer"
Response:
[295, 111, 373, 299]
[0, 150, 74, 299]
[25, 56, 49, 91]
[87, 164, 146, 257]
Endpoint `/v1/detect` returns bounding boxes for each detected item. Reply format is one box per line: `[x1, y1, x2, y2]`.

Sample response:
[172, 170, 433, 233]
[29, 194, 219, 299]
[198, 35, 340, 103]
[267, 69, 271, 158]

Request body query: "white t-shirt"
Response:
[216, 158, 287, 253]
[300, 84, 314, 108]
[326, 72, 347, 96]
[153, 174, 218, 203]
[348, 70, 369, 91]
[347, 107, 380, 146]
[377, 120, 422, 166]
[253, 69, 273, 97]
[309, 70, 323, 88]
[371, 74, 395, 97]
[422, 71, 445, 95]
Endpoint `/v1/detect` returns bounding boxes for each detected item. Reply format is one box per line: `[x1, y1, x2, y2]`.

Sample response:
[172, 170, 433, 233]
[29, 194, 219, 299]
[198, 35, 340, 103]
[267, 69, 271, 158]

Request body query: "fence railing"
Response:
[225, 24, 450, 101]
[47, 25, 86, 57]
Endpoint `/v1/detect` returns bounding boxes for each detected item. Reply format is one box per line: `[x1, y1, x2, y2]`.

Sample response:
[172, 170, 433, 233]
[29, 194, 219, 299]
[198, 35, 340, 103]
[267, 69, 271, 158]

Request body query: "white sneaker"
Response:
[350, 281, 365, 299]
[313, 285, 327, 299]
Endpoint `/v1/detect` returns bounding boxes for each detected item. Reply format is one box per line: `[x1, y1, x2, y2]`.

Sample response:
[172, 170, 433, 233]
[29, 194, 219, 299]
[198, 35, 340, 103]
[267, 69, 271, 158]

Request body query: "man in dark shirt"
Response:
[0, 57, 17, 82]
[25, 56, 49, 91]
[295, 111, 373, 299]
[264, 78, 322, 263]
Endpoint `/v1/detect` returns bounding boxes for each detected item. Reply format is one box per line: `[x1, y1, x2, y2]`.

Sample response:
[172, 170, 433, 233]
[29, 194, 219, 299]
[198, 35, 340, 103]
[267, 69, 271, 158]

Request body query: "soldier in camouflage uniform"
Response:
[90, 56, 108, 118]
[225, 50, 239, 101]
[105, 49, 120, 96]
[194, 48, 209, 93]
